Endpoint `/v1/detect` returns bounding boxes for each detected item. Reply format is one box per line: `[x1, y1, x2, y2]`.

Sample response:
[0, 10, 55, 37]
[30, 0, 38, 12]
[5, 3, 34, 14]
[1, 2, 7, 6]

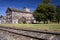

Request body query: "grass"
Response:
[0, 24, 60, 31]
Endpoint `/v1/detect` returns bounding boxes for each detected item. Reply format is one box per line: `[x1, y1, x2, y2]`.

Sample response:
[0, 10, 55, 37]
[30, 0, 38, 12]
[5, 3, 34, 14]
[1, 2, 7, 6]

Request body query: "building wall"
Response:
[0, 20, 1, 24]
[6, 11, 12, 23]
[12, 12, 19, 24]
[11, 11, 34, 24]
[6, 9, 34, 24]
[1, 17, 6, 24]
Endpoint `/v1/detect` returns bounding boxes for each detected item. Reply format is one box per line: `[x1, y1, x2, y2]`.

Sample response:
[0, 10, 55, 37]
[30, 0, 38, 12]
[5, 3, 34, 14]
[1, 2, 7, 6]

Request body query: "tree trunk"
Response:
[58, 19, 59, 24]
[46, 20, 48, 24]
[43, 20, 45, 24]
[46, 19, 48, 24]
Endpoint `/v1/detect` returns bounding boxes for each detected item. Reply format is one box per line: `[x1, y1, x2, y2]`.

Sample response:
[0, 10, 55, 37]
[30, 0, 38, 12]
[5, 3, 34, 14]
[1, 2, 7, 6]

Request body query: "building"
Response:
[0, 18, 1, 24]
[0, 16, 6, 24]
[6, 7, 35, 24]
[1, 16, 6, 24]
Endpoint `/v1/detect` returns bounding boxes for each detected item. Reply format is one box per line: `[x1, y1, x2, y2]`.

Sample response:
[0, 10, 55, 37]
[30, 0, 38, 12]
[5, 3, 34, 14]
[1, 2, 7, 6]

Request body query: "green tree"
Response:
[42, 0, 50, 4]
[0, 15, 3, 18]
[33, 11, 41, 22]
[56, 5, 60, 24]
[33, 0, 55, 24]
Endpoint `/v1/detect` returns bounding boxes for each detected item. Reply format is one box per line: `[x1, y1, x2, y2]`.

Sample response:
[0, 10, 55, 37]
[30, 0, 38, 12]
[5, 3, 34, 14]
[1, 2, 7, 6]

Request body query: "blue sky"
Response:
[0, 0, 60, 16]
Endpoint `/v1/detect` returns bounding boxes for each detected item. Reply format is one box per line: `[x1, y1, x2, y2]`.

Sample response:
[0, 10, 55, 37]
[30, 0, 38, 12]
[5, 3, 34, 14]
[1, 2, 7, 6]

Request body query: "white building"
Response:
[6, 7, 35, 24]
[0, 19, 1, 24]
[0, 16, 6, 24]
[1, 16, 6, 24]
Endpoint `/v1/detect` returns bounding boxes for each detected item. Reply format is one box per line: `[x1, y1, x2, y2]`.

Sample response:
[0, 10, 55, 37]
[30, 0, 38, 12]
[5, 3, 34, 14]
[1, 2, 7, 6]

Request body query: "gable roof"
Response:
[6, 8, 32, 14]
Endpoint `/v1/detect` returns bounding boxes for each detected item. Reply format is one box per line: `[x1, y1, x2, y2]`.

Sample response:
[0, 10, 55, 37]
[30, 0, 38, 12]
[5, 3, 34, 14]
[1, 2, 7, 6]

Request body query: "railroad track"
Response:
[0, 26, 60, 40]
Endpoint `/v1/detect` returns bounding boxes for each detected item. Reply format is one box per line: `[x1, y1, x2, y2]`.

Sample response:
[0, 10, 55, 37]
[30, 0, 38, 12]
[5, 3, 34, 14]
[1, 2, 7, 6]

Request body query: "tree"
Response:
[33, 0, 55, 24]
[42, 0, 50, 4]
[0, 15, 3, 18]
[33, 11, 42, 22]
[56, 5, 60, 24]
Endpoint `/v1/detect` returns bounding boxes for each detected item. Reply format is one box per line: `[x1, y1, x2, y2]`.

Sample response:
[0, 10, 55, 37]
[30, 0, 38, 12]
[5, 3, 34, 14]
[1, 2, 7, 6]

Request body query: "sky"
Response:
[0, 0, 60, 16]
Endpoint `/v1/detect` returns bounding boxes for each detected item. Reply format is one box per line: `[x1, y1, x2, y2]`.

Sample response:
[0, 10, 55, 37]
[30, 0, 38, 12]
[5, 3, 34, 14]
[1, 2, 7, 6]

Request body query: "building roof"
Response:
[6, 8, 32, 14]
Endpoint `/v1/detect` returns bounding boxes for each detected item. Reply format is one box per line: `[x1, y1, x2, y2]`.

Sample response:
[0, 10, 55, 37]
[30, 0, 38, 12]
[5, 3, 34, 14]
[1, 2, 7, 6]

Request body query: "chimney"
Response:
[23, 7, 30, 12]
